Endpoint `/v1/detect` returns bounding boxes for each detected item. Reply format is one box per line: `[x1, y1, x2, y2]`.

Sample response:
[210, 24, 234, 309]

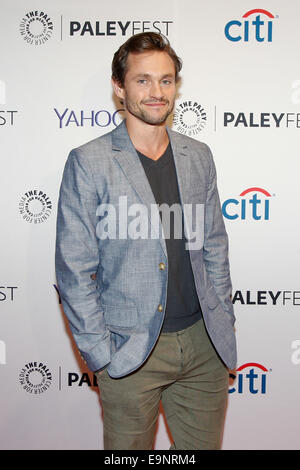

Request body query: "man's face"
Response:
[114, 51, 177, 126]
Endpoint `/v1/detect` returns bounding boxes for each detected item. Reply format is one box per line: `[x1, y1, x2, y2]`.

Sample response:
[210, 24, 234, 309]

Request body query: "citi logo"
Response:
[222, 187, 272, 221]
[229, 362, 269, 394]
[225, 9, 276, 42]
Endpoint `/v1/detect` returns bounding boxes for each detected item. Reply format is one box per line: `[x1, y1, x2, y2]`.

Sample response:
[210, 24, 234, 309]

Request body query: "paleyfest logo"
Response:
[223, 111, 300, 128]
[68, 20, 173, 37]
[225, 8, 277, 42]
[19, 11, 53, 45]
[232, 289, 300, 306]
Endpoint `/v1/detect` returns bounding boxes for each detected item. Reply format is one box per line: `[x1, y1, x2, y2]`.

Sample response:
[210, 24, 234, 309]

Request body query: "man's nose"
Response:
[149, 81, 163, 99]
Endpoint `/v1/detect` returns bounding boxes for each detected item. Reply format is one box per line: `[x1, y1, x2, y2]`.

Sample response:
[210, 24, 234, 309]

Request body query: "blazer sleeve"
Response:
[203, 145, 236, 325]
[55, 148, 111, 372]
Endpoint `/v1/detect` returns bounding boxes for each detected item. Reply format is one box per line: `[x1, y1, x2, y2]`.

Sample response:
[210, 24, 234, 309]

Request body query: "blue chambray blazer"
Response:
[55, 120, 237, 378]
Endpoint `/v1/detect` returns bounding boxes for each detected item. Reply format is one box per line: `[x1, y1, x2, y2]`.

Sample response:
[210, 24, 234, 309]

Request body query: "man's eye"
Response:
[137, 79, 147, 84]
[162, 80, 172, 85]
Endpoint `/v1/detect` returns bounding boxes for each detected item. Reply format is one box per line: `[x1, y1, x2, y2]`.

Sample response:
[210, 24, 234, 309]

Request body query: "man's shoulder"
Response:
[73, 128, 113, 158]
[69, 120, 128, 164]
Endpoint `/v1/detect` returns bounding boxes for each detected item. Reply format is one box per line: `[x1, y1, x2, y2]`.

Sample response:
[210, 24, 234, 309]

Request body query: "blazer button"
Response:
[159, 262, 166, 270]
[157, 304, 163, 312]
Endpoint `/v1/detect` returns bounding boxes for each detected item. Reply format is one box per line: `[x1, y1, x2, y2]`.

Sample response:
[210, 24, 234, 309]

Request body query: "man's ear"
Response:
[111, 78, 125, 102]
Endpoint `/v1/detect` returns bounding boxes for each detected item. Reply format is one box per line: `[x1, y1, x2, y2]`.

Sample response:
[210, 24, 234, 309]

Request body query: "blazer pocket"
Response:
[103, 304, 137, 328]
[206, 286, 220, 310]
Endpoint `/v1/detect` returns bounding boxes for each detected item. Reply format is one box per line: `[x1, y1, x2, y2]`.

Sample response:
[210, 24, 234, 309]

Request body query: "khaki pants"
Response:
[97, 319, 228, 450]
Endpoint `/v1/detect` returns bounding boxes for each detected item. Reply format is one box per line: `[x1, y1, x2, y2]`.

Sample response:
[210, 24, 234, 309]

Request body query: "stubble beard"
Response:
[125, 96, 175, 126]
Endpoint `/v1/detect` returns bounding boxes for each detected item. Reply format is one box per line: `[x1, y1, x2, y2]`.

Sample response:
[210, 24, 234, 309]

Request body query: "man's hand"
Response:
[95, 366, 107, 376]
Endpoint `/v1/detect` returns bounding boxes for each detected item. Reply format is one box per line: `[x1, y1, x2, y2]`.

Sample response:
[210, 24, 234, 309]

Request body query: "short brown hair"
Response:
[112, 32, 182, 86]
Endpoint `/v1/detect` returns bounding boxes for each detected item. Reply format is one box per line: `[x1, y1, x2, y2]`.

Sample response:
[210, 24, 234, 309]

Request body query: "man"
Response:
[55, 32, 237, 450]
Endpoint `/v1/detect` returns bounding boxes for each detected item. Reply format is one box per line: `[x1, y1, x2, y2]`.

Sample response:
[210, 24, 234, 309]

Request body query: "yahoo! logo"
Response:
[54, 108, 124, 129]
[225, 9, 276, 42]
[229, 362, 269, 394]
[222, 187, 271, 221]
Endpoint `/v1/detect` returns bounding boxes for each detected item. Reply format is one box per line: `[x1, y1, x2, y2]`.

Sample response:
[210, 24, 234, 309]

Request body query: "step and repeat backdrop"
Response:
[1, 0, 299, 450]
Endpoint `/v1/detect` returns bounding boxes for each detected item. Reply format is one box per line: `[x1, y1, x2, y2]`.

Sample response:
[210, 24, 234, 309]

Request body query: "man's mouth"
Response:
[143, 101, 168, 107]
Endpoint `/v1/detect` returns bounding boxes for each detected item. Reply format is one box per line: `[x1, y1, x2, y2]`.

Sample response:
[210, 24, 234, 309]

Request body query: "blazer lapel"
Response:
[167, 128, 191, 208]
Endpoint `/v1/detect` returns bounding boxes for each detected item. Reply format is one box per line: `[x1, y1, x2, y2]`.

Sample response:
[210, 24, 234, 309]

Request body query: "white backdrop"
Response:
[1, 0, 300, 450]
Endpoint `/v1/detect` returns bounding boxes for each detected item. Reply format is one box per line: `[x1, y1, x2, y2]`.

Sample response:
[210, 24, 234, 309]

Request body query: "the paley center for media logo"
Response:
[19, 11, 53, 45]
[225, 8, 277, 42]
[19, 361, 52, 395]
[19, 189, 52, 224]
[173, 100, 207, 136]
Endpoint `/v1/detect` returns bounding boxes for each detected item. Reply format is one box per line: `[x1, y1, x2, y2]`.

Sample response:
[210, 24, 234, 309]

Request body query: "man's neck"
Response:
[125, 116, 169, 161]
